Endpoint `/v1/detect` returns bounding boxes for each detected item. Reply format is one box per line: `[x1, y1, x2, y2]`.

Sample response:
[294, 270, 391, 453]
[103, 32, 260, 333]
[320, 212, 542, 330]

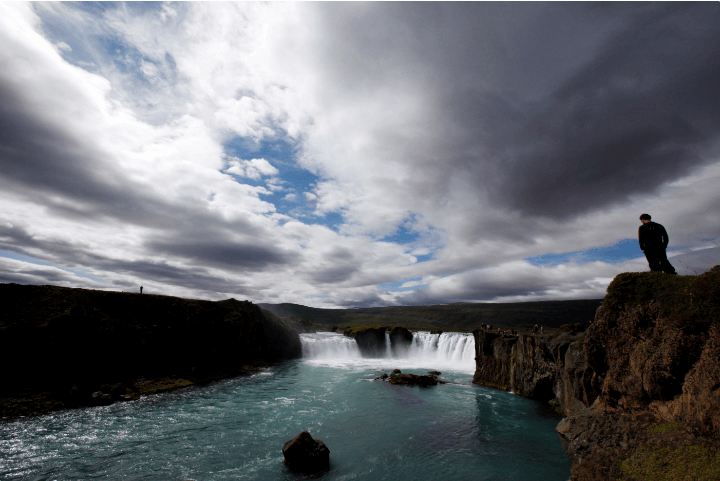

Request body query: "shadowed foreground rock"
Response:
[0, 283, 302, 419]
[282, 431, 330, 474]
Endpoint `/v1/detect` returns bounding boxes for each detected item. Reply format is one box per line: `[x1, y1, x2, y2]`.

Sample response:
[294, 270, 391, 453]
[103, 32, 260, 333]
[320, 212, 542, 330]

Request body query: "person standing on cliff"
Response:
[638, 214, 677, 274]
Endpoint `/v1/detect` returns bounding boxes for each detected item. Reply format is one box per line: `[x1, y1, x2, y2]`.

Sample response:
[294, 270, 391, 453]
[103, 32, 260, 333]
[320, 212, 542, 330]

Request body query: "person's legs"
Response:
[644, 250, 663, 272]
[657, 249, 677, 274]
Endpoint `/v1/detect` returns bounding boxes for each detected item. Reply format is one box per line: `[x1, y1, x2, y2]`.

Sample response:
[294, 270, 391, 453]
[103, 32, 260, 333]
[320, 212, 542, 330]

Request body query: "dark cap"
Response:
[639, 213, 651, 220]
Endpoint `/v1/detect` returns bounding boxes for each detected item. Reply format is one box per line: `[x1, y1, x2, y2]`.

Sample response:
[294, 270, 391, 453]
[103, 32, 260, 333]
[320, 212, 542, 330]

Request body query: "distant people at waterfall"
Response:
[533, 324, 538, 334]
[140, 285, 143, 294]
[638, 213, 677, 275]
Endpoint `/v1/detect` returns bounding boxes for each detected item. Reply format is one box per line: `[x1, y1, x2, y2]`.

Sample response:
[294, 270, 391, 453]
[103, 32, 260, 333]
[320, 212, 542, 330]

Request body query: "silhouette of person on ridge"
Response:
[638, 214, 677, 275]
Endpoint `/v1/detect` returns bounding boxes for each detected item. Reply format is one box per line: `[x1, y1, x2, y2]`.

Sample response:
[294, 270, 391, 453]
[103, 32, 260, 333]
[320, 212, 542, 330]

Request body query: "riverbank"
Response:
[0, 284, 301, 420]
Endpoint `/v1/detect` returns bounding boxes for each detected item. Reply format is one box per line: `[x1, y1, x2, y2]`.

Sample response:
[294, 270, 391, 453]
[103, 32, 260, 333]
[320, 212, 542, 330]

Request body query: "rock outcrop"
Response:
[472, 267, 720, 480]
[0, 283, 302, 419]
[282, 431, 330, 474]
[388, 326, 413, 355]
[376, 369, 444, 387]
[344, 326, 413, 357]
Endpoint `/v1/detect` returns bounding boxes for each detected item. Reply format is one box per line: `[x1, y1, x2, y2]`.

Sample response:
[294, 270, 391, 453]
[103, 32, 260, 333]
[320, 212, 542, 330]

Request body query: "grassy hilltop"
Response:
[259, 299, 604, 331]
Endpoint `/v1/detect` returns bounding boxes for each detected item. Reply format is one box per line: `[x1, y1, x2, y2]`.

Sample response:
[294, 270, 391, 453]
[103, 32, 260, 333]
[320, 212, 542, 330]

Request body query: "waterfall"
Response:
[509, 344, 516, 393]
[301, 332, 361, 359]
[300, 331, 476, 373]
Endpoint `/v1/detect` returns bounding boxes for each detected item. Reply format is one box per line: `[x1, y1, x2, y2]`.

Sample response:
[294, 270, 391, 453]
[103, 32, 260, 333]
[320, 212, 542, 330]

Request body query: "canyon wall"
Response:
[343, 326, 413, 357]
[0, 283, 302, 418]
[473, 267, 720, 480]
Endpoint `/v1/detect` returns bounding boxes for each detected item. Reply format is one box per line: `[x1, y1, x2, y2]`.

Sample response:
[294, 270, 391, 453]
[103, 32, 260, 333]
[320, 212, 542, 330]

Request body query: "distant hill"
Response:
[258, 299, 605, 331]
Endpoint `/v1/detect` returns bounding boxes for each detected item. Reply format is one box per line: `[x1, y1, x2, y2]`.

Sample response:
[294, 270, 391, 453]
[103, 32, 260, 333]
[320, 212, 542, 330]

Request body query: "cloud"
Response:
[0, 2, 718, 309]
[224, 157, 279, 180]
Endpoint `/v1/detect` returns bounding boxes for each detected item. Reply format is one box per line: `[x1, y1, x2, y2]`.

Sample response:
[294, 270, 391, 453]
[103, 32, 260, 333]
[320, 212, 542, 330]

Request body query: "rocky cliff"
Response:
[343, 326, 413, 357]
[0, 283, 302, 419]
[473, 267, 720, 480]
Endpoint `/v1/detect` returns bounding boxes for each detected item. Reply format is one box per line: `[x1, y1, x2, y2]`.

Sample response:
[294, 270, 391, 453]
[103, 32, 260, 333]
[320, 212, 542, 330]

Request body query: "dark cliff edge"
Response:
[472, 266, 720, 481]
[0, 284, 302, 420]
[343, 326, 413, 357]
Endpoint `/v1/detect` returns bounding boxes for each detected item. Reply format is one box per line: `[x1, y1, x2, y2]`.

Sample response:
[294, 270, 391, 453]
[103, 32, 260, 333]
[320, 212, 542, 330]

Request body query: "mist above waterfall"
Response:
[300, 332, 475, 374]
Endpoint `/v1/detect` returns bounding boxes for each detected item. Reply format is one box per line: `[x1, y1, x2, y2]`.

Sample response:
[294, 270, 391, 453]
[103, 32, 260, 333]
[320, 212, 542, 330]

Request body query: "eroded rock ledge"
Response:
[472, 267, 720, 480]
[0, 284, 302, 419]
[343, 326, 413, 357]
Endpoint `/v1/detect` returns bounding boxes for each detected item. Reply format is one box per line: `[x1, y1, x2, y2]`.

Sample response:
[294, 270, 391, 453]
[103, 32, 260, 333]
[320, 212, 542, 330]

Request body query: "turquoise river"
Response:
[0, 332, 570, 480]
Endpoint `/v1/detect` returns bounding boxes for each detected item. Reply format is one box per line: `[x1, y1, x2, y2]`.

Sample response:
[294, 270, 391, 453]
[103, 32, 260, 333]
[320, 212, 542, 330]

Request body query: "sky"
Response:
[1, 2, 719, 308]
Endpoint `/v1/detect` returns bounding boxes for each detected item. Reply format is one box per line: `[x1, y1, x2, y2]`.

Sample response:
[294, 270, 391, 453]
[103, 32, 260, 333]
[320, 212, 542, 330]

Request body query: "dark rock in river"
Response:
[388, 326, 413, 355]
[0, 283, 302, 419]
[345, 326, 387, 357]
[282, 431, 330, 474]
[345, 326, 416, 357]
[380, 369, 444, 387]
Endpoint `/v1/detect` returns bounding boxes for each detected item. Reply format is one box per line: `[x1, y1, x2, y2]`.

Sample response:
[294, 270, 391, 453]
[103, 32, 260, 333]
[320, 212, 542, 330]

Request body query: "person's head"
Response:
[639, 213, 651, 224]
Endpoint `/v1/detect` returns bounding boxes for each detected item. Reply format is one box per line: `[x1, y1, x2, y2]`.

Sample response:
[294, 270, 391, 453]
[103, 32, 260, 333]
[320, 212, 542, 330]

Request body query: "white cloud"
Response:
[55, 41, 71, 52]
[224, 157, 279, 181]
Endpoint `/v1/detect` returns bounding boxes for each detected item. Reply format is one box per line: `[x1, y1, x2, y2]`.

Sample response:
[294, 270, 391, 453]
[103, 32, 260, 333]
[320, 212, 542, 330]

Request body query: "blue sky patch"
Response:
[526, 238, 648, 266]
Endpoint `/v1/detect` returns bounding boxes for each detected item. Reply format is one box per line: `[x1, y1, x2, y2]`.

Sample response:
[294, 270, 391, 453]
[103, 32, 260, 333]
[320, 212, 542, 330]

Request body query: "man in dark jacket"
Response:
[638, 214, 677, 274]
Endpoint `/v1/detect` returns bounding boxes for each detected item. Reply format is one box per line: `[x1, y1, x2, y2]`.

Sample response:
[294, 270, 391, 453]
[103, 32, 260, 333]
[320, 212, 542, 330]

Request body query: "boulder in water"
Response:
[89, 391, 114, 406]
[282, 431, 330, 474]
[386, 370, 444, 387]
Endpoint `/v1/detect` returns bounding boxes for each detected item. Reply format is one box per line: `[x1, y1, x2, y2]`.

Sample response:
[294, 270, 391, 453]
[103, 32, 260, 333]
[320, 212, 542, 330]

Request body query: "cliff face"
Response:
[473, 267, 720, 480]
[343, 326, 413, 357]
[472, 329, 596, 416]
[0, 284, 302, 418]
[559, 267, 720, 480]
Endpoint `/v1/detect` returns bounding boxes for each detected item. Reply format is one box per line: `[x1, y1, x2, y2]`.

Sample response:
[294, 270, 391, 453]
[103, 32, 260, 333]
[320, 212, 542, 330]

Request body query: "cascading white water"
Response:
[300, 331, 476, 373]
[301, 332, 361, 359]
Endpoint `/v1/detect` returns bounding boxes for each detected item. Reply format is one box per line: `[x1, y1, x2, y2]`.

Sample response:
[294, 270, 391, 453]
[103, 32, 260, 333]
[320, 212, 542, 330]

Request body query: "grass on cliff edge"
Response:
[600, 268, 720, 322]
[617, 444, 720, 481]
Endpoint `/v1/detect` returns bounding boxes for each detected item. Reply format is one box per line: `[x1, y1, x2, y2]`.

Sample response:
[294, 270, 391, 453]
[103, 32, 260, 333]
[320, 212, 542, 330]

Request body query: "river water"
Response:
[0, 332, 570, 480]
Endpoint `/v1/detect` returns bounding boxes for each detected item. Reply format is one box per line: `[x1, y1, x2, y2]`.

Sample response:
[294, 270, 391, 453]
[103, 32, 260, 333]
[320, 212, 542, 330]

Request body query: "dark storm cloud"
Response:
[147, 238, 292, 270]
[306, 246, 360, 284]
[0, 268, 76, 285]
[0, 221, 270, 296]
[316, 2, 720, 224]
[493, 3, 720, 218]
[309, 265, 358, 284]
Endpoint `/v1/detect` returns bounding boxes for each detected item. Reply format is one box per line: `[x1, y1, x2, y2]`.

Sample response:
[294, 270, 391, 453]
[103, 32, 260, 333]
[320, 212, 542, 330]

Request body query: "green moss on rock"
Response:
[647, 421, 681, 434]
[618, 444, 720, 481]
[600, 269, 720, 322]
